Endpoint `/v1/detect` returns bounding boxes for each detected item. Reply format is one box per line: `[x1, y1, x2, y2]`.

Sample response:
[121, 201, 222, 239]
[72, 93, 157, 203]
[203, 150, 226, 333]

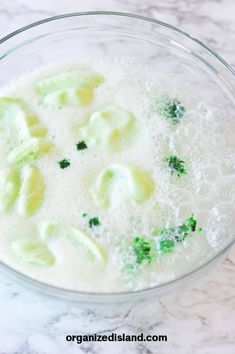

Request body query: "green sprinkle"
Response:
[180, 224, 188, 233]
[155, 215, 202, 247]
[187, 214, 197, 232]
[58, 158, 70, 169]
[156, 96, 185, 124]
[89, 217, 101, 228]
[165, 155, 187, 177]
[82, 213, 88, 218]
[159, 239, 175, 253]
[76, 140, 88, 151]
[132, 237, 153, 264]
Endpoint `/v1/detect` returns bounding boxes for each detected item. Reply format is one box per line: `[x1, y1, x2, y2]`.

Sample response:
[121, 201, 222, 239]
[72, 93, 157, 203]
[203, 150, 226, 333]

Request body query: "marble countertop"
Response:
[0, 1, 234, 353]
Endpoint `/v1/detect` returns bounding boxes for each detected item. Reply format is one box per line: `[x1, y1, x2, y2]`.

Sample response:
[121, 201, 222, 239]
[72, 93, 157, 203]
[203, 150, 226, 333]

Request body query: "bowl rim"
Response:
[0, 11, 234, 302]
[0, 10, 235, 76]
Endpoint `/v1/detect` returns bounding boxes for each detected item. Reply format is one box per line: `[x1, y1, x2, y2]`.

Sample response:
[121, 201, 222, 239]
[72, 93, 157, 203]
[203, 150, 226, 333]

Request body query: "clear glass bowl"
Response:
[0, 11, 234, 304]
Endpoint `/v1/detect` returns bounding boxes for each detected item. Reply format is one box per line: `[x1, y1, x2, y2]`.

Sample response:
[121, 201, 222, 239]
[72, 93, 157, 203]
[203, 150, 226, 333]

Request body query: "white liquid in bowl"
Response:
[0, 58, 234, 293]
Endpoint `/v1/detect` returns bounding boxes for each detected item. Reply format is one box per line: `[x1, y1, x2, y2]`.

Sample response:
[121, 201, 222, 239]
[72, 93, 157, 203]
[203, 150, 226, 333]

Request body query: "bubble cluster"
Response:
[0, 57, 234, 292]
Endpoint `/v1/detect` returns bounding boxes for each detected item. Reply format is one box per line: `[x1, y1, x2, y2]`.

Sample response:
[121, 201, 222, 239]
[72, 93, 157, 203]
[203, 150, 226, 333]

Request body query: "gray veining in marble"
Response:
[0, 1, 234, 353]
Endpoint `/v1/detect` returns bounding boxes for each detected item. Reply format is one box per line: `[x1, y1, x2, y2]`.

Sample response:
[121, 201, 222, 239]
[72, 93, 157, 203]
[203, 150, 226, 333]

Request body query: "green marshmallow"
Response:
[42, 87, 93, 108]
[0, 97, 31, 138]
[28, 123, 48, 138]
[7, 138, 53, 164]
[128, 167, 155, 203]
[17, 164, 45, 217]
[38, 221, 107, 264]
[79, 104, 140, 152]
[12, 239, 55, 266]
[37, 221, 60, 242]
[91, 164, 155, 208]
[36, 69, 104, 96]
[36, 69, 104, 108]
[0, 168, 21, 213]
[0, 97, 47, 138]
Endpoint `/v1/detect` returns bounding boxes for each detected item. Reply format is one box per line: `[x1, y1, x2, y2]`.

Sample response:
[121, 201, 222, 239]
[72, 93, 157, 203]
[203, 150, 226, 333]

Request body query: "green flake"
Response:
[132, 236, 153, 264]
[89, 217, 101, 228]
[76, 140, 88, 151]
[154, 215, 202, 251]
[58, 158, 70, 169]
[156, 95, 185, 124]
[159, 239, 175, 253]
[187, 214, 197, 232]
[165, 155, 187, 177]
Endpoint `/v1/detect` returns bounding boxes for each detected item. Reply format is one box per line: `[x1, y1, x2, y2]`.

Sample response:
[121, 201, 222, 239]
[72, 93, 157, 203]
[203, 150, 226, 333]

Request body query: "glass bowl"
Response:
[0, 11, 234, 304]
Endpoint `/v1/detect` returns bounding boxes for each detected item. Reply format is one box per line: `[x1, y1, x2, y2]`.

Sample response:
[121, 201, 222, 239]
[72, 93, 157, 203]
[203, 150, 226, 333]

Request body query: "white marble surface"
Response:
[0, 1, 235, 353]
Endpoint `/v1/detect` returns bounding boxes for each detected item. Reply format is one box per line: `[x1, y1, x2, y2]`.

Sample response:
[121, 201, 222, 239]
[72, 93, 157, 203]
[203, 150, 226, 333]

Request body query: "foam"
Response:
[0, 58, 234, 292]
